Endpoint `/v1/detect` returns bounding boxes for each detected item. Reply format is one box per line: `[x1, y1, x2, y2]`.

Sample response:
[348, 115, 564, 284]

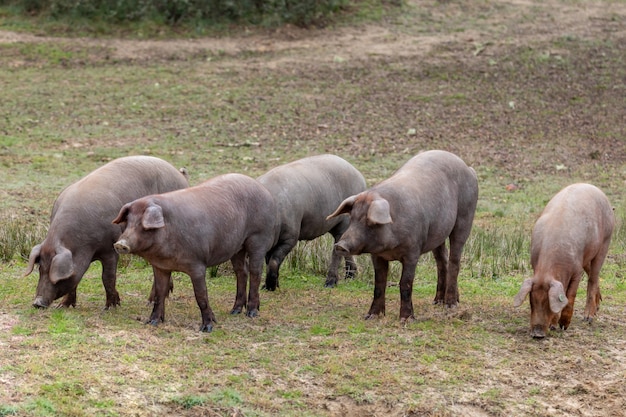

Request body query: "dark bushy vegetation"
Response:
[1, 0, 352, 27]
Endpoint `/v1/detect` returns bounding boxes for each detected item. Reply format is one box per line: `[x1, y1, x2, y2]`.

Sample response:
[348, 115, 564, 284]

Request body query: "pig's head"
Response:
[112, 200, 165, 256]
[24, 242, 79, 308]
[513, 277, 569, 339]
[326, 192, 393, 257]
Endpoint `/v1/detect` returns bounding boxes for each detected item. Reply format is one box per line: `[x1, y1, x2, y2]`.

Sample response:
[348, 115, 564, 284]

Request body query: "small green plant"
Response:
[172, 394, 208, 409]
[0, 405, 19, 416]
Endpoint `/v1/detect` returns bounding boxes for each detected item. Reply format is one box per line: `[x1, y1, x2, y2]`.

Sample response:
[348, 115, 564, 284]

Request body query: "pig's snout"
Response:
[530, 325, 547, 339]
[114, 239, 131, 255]
[334, 242, 351, 257]
[33, 296, 50, 309]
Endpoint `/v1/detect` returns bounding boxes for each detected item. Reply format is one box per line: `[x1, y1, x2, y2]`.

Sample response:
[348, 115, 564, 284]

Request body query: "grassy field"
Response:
[1, 0, 626, 416]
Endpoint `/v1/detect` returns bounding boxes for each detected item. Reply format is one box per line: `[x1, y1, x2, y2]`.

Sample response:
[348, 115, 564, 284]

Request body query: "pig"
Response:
[24, 156, 189, 309]
[327, 150, 478, 321]
[257, 154, 367, 290]
[513, 183, 614, 339]
[112, 173, 279, 332]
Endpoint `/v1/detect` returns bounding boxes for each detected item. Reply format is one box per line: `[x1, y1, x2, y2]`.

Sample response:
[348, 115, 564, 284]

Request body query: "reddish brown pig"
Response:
[513, 183, 614, 339]
[24, 156, 189, 309]
[112, 173, 279, 332]
[327, 150, 478, 321]
[257, 154, 367, 289]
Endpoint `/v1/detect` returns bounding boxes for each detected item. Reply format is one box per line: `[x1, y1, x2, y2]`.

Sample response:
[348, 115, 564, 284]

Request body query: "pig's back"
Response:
[532, 183, 614, 268]
[53, 156, 188, 220]
[259, 155, 366, 238]
[376, 150, 477, 215]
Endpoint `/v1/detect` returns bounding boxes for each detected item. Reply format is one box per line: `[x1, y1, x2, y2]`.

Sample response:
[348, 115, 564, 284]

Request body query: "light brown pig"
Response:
[514, 183, 614, 338]
[327, 150, 478, 321]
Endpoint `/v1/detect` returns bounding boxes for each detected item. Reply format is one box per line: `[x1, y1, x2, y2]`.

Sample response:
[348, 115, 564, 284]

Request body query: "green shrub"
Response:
[2, 0, 354, 27]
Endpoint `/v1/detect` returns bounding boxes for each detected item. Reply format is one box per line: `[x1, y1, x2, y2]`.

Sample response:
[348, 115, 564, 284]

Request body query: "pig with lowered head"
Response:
[257, 154, 367, 289]
[514, 183, 614, 339]
[327, 150, 478, 321]
[112, 173, 279, 332]
[24, 156, 189, 309]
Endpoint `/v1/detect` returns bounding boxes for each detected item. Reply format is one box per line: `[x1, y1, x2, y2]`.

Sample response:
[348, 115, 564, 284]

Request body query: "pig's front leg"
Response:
[57, 288, 78, 308]
[100, 251, 121, 309]
[366, 255, 389, 319]
[399, 258, 419, 321]
[188, 265, 216, 332]
[148, 266, 174, 304]
[147, 267, 172, 326]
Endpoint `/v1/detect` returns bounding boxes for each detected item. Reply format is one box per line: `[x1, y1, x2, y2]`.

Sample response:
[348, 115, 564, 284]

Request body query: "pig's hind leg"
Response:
[444, 216, 475, 308]
[230, 250, 249, 315]
[582, 246, 609, 323]
[432, 243, 449, 305]
[247, 249, 266, 317]
[263, 237, 297, 291]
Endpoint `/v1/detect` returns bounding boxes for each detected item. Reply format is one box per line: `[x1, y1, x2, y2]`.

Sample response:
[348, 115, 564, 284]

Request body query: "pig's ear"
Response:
[23, 243, 42, 277]
[513, 278, 533, 307]
[112, 204, 130, 225]
[50, 247, 74, 284]
[326, 195, 358, 220]
[367, 198, 392, 225]
[548, 280, 568, 313]
[142, 204, 165, 229]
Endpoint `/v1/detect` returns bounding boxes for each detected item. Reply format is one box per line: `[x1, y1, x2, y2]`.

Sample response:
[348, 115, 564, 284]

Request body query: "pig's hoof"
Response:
[583, 316, 594, 324]
[199, 323, 214, 333]
[146, 319, 160, 327]
[230, 307, 243, 315]
[400, 315, 416, 324]
[324, 280, 337, 288]
[246, 309, 259, 318]
[344, 270, 356, 280]
[261, 284, 277, 292]
[364, 312, 382, 320]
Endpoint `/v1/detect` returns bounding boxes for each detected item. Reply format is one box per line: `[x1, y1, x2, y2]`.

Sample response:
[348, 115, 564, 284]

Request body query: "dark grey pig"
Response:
[327, 150, 478, 321]
[112, 173, 279, 332]
[513, 183, 614, 339]
[257, 154, 367, 289]
[24, 156, 189, 309]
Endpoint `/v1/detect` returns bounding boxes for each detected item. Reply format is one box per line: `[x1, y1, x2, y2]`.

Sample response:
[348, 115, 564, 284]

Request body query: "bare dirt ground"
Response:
[2, 1, 626, 416]
[1, 0, 624, 66]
